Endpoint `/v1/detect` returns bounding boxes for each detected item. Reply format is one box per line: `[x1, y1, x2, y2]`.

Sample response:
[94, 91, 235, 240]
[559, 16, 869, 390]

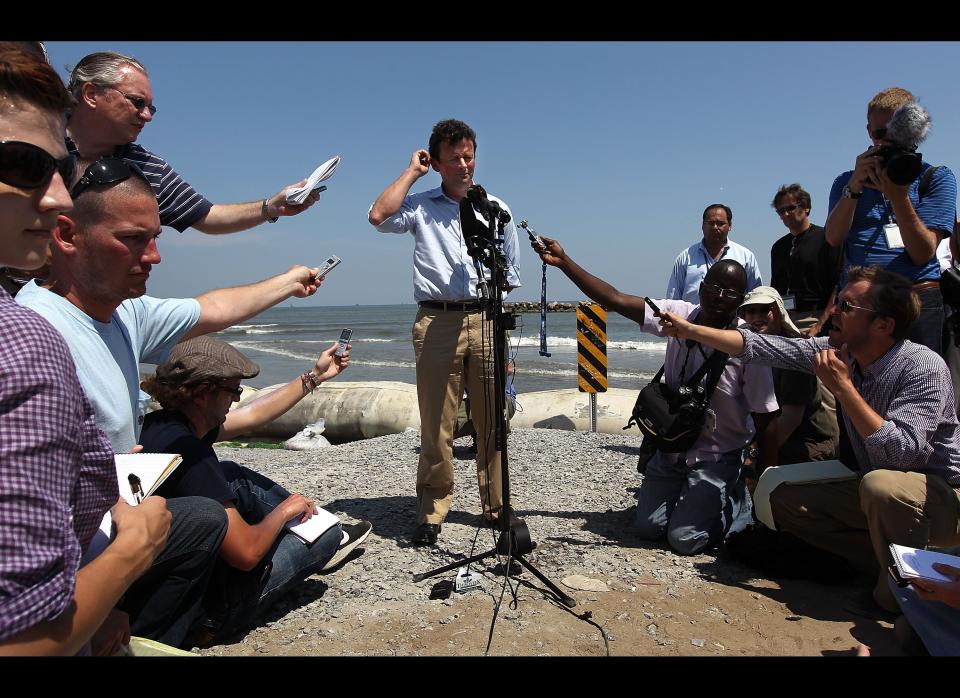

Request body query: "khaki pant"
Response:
[771, 469, 960, 612]
[413, 308, 504, 525]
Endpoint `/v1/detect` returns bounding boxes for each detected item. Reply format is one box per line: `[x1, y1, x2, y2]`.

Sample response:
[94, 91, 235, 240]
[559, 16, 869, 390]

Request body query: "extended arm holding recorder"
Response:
[533, 236, 649, 325]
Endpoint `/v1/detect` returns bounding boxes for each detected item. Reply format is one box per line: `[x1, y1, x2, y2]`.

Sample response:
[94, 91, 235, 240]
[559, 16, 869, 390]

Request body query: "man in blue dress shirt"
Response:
[368, 119, 521, 546]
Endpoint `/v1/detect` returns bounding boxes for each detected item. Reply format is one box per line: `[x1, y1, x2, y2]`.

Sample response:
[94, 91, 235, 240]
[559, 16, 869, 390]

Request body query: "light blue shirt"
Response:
[665, 239, 762, 303]
[371, 186, 521, 301]
[17, 281, 201, 453]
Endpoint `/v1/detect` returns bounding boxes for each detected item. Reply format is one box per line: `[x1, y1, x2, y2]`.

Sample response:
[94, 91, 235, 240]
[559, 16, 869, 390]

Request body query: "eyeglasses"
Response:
[701, 282, 743, 300]
[101, 85, 157, 116]
[836, 298, 877, 315]
[71, 157, 145, 199]
[775, 204, 800, 215]
[703, 219, 729, 228]
[0, 140, 76, 190]
[871, 127, 887, 140]
[216, 384, 244, 398]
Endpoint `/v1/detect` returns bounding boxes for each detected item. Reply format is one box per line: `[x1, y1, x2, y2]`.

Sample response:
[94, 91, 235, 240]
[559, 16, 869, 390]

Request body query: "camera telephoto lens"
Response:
[878, 146, 923, 186]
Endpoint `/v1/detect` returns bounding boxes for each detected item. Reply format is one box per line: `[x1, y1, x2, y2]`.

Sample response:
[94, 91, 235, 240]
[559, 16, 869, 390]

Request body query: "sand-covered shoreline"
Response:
[195, 428, 902, 656]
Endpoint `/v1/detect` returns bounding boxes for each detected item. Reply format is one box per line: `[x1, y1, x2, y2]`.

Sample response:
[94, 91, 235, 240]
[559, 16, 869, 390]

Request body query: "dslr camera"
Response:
[874, 144, 923, 186]
[872, 101, 930, 186]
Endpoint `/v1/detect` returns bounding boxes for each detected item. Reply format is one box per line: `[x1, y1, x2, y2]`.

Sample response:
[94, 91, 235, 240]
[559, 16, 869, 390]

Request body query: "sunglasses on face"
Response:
[701, 282, 743, 301]
[217, 384, 244, 398]
[71, 157, 144, 199]
[871, 127, 887, 140]
[836, 298, 876, 315]
[101, 85, 157, 115]
[0, 140, 76, 190]
[776, 204, 800, 215]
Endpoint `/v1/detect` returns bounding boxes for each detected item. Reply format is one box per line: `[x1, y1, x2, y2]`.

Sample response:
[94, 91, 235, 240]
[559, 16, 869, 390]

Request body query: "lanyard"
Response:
[539, 261, 551, 357]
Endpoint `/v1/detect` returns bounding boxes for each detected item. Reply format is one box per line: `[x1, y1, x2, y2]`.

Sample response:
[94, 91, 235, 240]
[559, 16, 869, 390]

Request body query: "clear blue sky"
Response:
[46, 41, 960, 306]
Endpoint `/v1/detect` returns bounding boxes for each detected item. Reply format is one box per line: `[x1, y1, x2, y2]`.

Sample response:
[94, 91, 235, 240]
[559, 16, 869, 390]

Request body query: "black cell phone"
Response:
[644, 297, 662, 317]
[888, 565, 910, 588]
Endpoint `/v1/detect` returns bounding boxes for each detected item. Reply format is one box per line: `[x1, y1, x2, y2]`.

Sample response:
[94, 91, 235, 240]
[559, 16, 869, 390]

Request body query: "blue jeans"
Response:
[122, 496, 228, 648]
[634, 450, 751, 555]
[888, 576, 960, 656]
[207, 463, 341, 636]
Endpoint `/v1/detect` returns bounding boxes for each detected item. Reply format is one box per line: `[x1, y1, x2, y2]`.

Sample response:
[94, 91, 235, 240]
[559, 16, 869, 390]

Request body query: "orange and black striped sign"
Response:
[577, 302, 607, 393]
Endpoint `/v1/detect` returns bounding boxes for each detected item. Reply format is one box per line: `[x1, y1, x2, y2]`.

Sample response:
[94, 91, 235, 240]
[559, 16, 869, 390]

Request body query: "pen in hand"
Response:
[128, 473, 145, 504]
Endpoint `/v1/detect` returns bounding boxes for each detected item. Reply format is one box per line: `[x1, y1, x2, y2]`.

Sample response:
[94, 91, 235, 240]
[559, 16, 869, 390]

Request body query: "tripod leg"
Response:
[514, 555, 577, 608]
[412, 548, 497, 583]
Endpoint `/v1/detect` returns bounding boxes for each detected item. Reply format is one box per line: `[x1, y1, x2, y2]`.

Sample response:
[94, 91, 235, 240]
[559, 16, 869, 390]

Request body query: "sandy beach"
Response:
[193, 428, 904, 657]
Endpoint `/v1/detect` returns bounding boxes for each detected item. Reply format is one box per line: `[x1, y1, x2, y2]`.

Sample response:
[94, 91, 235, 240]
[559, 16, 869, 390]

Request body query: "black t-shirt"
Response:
[140, 410, 235, 506]
[773, 367, 836, 451]
[769, 224, 842, 311]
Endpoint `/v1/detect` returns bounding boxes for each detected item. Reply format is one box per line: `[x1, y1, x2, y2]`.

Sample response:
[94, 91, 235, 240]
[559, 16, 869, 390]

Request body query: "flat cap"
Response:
[156, 336, 260, 385]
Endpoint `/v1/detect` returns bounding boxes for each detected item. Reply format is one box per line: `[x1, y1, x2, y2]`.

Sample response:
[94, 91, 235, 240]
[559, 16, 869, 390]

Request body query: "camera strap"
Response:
[649, 343, 728, 398]
[917, 165, 941, 203]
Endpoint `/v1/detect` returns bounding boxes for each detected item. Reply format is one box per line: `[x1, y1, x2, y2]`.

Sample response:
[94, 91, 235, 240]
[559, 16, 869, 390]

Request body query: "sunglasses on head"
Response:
[0, 140, 76, 190]
[775, 204, 800, 215]
[71, 157, 145, 199]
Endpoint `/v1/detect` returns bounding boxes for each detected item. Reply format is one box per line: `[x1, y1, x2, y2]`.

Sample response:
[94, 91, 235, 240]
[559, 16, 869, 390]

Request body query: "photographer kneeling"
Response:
[533, 238, 778, 555]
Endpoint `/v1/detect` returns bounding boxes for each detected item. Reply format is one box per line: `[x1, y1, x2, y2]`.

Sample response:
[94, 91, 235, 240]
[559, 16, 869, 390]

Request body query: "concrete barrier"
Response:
[234, 383, 641, 441]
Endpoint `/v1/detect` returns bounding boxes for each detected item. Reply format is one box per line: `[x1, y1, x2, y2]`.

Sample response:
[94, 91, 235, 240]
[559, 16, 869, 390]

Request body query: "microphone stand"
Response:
[413, 208, 576, 609]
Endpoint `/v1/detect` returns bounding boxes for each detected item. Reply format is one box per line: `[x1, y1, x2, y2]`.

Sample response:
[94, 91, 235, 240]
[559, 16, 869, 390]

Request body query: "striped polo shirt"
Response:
[66, 137, 213, 232]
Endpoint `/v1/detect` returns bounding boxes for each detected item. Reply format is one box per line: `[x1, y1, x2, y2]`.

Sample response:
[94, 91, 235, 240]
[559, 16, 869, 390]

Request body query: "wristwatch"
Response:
[261, 198, 279, 223]
[746, 446, 759, 460]
[841, 184, 862, 200]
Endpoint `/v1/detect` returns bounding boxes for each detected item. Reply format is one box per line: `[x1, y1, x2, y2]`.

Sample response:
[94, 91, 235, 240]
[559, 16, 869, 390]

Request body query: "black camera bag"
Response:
[626, 345, 729, 453]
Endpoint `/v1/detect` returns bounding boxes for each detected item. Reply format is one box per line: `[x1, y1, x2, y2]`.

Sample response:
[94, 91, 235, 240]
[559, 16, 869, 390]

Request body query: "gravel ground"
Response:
[193, 428, 901, 657]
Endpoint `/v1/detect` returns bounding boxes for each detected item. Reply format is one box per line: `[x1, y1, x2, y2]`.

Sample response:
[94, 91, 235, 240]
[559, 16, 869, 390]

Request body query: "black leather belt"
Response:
[418, 300, 483, 312]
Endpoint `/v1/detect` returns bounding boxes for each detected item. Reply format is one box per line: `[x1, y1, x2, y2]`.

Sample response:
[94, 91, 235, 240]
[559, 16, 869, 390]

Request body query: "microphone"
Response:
[488, 199, 511, 224]
[886, 101, 931, 151]
[466, 184, 491, 221]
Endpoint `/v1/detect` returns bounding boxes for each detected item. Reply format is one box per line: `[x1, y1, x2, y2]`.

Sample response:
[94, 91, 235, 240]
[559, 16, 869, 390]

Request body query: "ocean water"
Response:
[214, 304, 669, 393]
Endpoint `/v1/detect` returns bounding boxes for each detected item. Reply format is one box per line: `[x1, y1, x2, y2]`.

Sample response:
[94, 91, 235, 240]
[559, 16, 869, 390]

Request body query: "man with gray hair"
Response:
[65, 51, 320, 234]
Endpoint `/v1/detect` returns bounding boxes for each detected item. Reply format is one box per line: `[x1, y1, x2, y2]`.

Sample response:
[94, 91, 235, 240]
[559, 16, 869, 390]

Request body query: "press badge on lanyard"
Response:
[884, 223, 904, 249]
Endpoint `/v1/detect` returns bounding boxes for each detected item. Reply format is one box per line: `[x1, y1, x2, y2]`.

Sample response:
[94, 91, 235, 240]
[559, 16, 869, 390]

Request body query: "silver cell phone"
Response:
[314, 255, 342, 281]
[335, 328, 352, 357]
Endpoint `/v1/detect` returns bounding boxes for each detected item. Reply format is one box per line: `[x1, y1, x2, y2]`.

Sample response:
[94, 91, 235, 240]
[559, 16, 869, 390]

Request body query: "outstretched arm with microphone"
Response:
[533, 235, 650, 325]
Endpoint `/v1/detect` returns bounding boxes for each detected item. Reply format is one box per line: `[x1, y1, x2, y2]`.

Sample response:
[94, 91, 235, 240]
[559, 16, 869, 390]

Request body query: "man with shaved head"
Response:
[533, 239, 778, 555]
[18, 158, 327, 454]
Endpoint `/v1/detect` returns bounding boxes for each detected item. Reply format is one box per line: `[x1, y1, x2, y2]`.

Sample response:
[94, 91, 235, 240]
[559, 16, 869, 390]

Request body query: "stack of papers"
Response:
[285, 506, 340, 543]
[285, 154, 341, 204]
[890, 543, 959, 583]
